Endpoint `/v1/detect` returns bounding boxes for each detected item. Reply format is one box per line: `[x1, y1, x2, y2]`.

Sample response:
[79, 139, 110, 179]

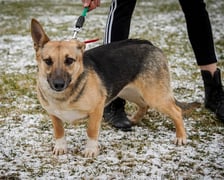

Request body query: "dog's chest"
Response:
[44, 103, 87, 123]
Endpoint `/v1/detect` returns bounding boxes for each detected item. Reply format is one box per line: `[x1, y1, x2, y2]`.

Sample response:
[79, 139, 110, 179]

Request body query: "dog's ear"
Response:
[77, 41, 86, 52]
[31, 18, 50, 51]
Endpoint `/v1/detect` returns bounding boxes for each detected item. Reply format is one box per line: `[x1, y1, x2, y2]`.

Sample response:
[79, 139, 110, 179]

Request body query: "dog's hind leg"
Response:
[130, 105, 148, 125]
[154, 98, 187, 145]
[50, 115, 68, 155]
[119, 85, 149, 125]
[142, 86, 187, 145]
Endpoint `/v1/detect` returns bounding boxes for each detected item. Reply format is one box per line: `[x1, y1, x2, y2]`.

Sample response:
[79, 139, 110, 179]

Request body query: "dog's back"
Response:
[84, 39, 169, 99]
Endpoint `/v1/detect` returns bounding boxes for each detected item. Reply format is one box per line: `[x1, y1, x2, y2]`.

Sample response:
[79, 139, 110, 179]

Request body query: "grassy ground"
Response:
[0, 0, 223, 179]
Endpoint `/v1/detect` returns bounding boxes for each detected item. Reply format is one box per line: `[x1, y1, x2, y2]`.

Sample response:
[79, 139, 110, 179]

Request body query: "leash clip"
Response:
[72, 7, 89, 39]
[72, 28, 81, 39]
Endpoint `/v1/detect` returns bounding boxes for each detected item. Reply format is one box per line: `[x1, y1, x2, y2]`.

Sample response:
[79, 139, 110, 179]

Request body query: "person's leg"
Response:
[104, 0, 136, 44]
[179, 0, 224, 121]
[103, 0, 137, 130]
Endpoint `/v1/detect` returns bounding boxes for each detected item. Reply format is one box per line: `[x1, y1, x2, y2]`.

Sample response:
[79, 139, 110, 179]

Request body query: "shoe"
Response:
[103, 98, 132, 131]
[201, 68, 224, 122]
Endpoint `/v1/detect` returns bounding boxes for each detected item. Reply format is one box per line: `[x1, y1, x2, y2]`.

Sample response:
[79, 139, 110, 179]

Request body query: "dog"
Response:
[31, 18, 187, 158]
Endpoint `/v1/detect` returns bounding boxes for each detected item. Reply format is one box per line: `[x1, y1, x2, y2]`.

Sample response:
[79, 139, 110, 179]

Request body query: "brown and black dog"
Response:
[31, 19, 186, 158]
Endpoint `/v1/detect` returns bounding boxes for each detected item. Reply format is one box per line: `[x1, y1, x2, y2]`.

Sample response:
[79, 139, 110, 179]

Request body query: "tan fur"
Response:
[31, 19, 187, 158]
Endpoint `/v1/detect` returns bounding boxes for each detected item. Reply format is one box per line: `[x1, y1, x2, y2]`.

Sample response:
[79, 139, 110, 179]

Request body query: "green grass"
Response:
[0, 72, 42, 118]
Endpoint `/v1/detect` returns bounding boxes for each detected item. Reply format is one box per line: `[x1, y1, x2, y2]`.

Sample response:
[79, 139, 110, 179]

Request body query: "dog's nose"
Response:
[52, 79, 66, 91]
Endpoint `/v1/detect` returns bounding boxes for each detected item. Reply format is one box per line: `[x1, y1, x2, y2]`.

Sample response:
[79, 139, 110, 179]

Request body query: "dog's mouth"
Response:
[47, 75, 71, 92]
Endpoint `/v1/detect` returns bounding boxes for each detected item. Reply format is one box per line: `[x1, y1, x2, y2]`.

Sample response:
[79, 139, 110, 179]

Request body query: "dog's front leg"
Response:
[50, 115, 67, 155]
[83, 100, 105, 158]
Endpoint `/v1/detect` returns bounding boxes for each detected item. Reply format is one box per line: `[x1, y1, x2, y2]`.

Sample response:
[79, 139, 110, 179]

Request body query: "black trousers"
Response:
[104, 0, 217, 66]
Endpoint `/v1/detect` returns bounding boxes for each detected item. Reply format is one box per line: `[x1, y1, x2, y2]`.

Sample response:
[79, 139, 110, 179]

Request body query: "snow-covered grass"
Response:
[0, 0, 223, 179]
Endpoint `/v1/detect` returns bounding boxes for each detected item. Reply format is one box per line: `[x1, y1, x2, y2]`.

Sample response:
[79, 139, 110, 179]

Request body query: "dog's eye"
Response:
[43, 58, 53, 66]
[64, 57, 75, 66]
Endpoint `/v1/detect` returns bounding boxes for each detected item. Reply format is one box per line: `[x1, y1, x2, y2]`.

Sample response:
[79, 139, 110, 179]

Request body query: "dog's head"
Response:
[31, 19, 86, 92]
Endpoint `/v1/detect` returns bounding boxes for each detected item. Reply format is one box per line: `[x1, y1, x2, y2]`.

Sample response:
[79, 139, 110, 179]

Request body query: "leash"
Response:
[72, 7, 89, 39]
[72, 7, 99, 44]
[84, 38, 99, 44]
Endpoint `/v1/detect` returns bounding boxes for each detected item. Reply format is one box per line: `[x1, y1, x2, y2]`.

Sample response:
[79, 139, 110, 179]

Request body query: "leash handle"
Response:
[76, 7, 88, 28]
[75, 16, 85, 28]
[81, 7, 88, 17]
[75, 7, 89, 28]
[73, 7, 89, 39]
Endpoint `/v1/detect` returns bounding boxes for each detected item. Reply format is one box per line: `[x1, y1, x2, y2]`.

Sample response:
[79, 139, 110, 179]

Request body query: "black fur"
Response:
[71, 72, 87, 103]
[83, 39, 155, 99]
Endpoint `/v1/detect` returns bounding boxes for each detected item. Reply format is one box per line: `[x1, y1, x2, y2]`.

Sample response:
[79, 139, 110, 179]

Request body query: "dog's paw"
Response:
[53, 136, 68, 155]
[128, 115, 138, 125]
[83, 139, 99, 158]
[174, 137, 187, 145]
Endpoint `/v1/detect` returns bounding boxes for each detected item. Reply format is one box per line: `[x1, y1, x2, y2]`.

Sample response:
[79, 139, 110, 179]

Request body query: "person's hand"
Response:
[82, 0, 100, 11]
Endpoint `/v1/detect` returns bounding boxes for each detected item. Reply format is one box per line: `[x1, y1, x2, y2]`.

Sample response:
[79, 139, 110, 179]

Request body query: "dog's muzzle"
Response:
[52, 78, 67, 91]
[47, 74, 71, 92]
